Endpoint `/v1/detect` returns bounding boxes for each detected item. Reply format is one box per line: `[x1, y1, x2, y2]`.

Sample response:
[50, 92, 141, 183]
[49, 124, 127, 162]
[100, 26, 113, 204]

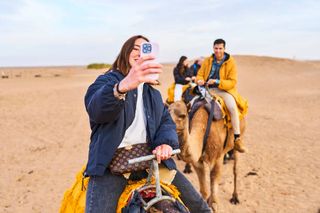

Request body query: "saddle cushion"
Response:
[189, 97, 225, 122]
[60, 166, 180, 213]
[117, 178, 187, 213]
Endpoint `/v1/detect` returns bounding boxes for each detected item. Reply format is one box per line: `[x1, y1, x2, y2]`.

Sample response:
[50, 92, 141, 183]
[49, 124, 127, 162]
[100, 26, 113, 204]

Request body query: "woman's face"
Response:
[129, 38, 148, 67]
[183, 59, 189, 67]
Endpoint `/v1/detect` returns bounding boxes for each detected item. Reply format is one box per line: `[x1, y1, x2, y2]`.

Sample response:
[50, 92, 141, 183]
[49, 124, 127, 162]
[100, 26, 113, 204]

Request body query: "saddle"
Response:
[59, 167, 188, 213]
[118, 158, 189, 213]
[60, 158, 189, 213]
[188, 86, 245, 132]
[188, 94, 231, 153]
[189, 96, 225, 123]
[118, 177, 189, 213]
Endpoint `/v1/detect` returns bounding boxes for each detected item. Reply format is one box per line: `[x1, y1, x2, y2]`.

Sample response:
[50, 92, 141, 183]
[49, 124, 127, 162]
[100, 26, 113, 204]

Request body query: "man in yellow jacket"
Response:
[196, 38, 248, 153]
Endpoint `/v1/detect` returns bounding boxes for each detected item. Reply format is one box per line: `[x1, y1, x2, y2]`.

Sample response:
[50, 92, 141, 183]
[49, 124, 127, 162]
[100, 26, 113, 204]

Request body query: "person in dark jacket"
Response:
[173, 56, 192, 101]
[84, 35, 211, 213]
[190, 57, 204, 81]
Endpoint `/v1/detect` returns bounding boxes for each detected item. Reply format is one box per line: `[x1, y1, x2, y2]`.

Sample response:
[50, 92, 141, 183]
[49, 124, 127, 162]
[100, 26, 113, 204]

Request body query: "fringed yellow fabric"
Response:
[213, 94, 245, 129]
[167, 82, 245, 128]
[166, 83, 190, 104]
[116, 178, 184, 213]
[59, 168, 183, 213]
[167, 83, 175, 104]
[59, 166, 88, 213]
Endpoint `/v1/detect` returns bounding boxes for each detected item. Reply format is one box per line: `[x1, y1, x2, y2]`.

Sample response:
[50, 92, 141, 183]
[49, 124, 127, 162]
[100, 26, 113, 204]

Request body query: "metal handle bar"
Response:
[128, 149, 180, 164]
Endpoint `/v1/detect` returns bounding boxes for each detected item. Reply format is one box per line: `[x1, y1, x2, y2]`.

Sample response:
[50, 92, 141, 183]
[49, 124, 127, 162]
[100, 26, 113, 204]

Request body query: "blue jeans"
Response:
[85, 169, 211, 213]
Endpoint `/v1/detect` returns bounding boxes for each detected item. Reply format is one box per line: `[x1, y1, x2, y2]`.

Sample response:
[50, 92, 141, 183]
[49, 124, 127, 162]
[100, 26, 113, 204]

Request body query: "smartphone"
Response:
[140, 42, 159, 81]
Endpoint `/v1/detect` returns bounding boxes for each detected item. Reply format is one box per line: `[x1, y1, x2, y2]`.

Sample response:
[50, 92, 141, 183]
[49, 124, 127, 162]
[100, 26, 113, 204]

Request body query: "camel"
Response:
[168, 100, 246, 212]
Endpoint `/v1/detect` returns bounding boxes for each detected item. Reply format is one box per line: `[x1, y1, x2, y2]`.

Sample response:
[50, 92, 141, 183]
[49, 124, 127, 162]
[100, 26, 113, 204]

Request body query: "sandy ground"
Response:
[0, 56, 319, 213]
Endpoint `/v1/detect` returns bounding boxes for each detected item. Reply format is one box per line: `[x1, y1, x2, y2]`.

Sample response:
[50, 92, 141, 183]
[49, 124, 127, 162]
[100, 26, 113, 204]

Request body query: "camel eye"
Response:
[178, 114, 186, 119]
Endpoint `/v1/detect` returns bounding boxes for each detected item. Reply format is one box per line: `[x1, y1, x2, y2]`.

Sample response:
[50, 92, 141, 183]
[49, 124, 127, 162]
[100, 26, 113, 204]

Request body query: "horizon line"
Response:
[1, 54, 319, 68]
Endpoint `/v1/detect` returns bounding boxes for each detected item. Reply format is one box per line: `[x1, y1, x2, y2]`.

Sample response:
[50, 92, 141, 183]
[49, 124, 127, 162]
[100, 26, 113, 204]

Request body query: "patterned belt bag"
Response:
[109, 143, 152, 175]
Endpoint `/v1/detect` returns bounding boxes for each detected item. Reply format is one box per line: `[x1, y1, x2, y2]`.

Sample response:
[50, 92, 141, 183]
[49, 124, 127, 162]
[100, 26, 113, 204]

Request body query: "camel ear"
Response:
[186, 102, 191, 111]
[164, 101, 170, 109]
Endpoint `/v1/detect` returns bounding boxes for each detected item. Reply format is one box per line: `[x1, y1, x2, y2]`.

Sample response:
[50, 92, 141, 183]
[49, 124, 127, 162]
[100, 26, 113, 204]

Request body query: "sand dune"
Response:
[0, 56, 319, 212]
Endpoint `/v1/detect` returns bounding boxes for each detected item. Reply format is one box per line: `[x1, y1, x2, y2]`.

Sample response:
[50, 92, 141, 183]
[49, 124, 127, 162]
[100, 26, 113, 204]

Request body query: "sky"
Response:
[1, 0, 320, 66]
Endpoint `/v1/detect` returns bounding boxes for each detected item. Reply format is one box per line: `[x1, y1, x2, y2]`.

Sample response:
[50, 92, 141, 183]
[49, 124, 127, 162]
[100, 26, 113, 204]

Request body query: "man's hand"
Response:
[207, 79, 216, 85]
[197, 79, 205, 86]
[152, 144, 173, 163]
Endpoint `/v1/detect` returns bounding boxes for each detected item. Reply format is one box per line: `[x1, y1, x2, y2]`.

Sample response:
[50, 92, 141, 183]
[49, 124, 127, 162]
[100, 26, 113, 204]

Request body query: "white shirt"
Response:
[118, 83, 147, 148]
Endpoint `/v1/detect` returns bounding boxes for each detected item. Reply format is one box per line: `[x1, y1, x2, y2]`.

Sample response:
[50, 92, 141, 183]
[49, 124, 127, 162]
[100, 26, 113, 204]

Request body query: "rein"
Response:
[202, 100, 215, 153]
[198, 85, 228, 153]
[200, 85, 216, 154]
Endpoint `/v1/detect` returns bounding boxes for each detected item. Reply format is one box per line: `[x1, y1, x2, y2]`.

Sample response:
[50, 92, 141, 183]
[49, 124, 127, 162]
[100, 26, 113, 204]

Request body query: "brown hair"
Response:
[176, 56, 188, 75]
[109, 35, 149, 76]
[213, 38, 226, 48]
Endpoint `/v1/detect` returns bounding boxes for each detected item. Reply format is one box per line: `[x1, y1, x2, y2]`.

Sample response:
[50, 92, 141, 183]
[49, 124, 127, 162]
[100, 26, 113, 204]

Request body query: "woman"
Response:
[173, 56, 192, 102]
[84, 35, 211, 212]
[190, 57, 204, 81]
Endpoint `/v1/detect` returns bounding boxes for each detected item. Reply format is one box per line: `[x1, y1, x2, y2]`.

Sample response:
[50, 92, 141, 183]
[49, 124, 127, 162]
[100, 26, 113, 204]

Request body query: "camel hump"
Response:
[189, 97, 225, 122]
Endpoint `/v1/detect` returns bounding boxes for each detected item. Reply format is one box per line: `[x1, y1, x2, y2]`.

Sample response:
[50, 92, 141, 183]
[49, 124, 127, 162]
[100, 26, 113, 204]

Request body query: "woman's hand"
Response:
[152, 144, 173, 163]
[118, 55, 162, 92]
[185, 77, 191, 82]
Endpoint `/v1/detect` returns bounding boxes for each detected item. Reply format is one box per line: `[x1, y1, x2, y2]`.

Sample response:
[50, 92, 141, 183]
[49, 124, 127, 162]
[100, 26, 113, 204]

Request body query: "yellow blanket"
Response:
[213, 93, 246, 129]
[60, 166, 88, 213]
[60, 166, 183, 213]
[117, 178, 185, 213]
[166, 83, 246, 124]
[166, 83, 190, 104]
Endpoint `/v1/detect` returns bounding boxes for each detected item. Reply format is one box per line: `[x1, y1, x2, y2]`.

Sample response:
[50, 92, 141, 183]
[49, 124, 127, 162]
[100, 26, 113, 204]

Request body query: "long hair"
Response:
[110, 35, 149, 76]
[175, 56, 188, 75]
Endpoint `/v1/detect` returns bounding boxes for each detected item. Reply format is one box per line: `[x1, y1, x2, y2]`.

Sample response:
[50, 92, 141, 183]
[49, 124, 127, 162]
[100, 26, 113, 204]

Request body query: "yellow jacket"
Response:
[196, 54, 248, 116]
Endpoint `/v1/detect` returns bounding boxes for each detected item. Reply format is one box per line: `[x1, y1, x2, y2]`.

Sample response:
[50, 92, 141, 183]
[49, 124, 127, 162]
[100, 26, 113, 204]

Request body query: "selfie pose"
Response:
[84, 35, 211, 212]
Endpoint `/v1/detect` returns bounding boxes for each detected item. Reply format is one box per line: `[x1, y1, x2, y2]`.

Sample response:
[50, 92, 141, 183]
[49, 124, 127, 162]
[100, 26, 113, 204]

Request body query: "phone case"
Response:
[140, 42, 159, 58]
[140, 42, 159, 81]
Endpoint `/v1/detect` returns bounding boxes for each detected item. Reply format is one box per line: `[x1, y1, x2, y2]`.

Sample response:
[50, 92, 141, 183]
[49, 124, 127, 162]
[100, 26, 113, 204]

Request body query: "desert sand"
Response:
[0, 56, 319, 213]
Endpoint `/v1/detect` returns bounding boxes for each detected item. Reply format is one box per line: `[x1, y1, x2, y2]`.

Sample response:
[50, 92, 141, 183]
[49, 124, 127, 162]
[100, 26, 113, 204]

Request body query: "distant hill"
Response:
[87, 63, 111, 69]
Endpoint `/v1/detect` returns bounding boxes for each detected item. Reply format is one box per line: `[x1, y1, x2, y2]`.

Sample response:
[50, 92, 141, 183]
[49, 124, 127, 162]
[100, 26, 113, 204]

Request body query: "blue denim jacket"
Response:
[84, 71, 179, 176]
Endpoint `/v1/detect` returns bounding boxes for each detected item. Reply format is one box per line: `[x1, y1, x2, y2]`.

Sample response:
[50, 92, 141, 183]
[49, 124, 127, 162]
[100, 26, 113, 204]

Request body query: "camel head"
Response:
[169, 101, 212, 163]
[168, 101, 191, 159]
[168, 101, 189, 136]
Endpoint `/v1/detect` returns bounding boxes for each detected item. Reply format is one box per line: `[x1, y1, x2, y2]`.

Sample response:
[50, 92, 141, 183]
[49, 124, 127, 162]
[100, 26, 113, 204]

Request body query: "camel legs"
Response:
[192, 160, 210, 200]
[229, 117, 245, 204]
[207, 156, 223, 212]
[230, 150, 240, 204]
[183, 163, 193, 174]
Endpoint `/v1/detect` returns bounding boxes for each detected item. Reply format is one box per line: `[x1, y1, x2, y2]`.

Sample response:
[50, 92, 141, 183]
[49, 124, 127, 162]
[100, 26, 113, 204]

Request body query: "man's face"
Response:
[213, 43, 225, 60]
